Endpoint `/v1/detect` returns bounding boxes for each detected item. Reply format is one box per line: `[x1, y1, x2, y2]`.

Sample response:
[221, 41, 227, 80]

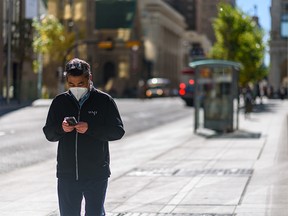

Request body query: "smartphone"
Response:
[64, 117, 78, 126]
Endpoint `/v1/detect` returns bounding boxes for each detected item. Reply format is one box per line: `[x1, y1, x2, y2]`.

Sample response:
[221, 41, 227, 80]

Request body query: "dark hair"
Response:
[64, 58, 91, 78]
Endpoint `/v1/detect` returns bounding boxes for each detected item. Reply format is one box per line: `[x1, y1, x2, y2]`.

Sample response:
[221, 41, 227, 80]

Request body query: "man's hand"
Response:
[62, 121, 75, 132]
[74, 122, 88, 134]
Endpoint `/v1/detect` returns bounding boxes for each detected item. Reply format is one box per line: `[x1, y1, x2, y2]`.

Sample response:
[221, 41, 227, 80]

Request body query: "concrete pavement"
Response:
[0, 99, 288, 215]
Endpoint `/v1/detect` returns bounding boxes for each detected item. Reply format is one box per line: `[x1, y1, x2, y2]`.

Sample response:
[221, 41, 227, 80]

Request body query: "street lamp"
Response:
[37, 0, 43, 99]
[6, 1, 13, 104]
[280, 11, 288, 94]
[68, 20, 79, 57]
[6, 0, 12, 104]
[286, 38, 288, 95]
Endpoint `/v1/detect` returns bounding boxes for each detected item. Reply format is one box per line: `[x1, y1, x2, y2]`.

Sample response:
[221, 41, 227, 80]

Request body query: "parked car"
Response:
[145, 78, 171, 98]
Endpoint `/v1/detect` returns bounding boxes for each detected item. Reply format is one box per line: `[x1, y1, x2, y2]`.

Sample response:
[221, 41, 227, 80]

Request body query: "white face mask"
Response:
[69, 87, 88, 101]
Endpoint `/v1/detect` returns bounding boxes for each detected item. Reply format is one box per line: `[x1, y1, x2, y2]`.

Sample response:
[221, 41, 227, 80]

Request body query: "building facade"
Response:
[46, 0, 93, 96]
[92, 0, 143, 97]
[195, 0, 236, 44]
[139, 0, 186, 88]
[47, 0, 186, 97]
[270, 0, 288, 91]
[0, 0, 37, 103]
[163, 0, 196, 31]
[162, 0, 236, 63]
[163, 0, 236, 44]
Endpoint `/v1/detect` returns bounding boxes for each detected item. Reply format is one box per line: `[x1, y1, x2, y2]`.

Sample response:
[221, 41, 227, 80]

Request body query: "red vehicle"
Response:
[178, 68, 195, 106]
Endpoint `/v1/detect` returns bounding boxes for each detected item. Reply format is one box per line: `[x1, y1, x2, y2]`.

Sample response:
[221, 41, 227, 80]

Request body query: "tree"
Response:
[32, 15, 76, 70]
[32, 15, 78, 98]
[209, 3, 267, 86]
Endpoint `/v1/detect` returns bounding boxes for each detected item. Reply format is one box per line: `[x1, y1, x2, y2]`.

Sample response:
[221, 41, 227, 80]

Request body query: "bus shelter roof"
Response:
[189, 59, 242, 70]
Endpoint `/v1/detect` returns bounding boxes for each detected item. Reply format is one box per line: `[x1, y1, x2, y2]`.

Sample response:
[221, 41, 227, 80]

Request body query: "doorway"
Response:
[103, 62, 116, 85]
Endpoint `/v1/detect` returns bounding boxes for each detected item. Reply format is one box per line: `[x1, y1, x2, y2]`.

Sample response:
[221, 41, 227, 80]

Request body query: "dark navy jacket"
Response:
[43, 88, 125, 180]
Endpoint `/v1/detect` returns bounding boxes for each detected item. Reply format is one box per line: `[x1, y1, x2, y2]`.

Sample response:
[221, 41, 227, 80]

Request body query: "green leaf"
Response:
[209, 3, 267, 85]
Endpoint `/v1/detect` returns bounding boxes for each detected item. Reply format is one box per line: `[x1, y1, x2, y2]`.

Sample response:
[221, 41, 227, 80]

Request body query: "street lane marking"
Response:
[0, 131, 6, 136]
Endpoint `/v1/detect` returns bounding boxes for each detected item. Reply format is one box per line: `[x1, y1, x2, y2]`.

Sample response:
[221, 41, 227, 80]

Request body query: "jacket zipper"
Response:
[75, 131, 79, 180]
[75, 109, 81, 181]
[70, 92, 89, 181]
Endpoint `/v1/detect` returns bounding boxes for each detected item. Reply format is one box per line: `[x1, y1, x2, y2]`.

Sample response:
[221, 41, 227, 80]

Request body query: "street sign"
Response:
[98, 41, 113, 49]
[125, 41, 141, 48]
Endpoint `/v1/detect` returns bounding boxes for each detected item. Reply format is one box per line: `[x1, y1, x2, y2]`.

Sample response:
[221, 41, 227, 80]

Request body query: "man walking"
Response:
[43, 58, 125, 216]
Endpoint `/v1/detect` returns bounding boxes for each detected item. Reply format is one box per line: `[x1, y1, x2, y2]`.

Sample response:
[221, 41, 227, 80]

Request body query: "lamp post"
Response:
[6, 0, 12, 104]
[286, 38, 288, 96]
[37, 0, 43, 99]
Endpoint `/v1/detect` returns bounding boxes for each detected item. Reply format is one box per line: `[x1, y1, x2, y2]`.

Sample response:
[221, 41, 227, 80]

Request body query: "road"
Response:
[0, 97, 193, 174]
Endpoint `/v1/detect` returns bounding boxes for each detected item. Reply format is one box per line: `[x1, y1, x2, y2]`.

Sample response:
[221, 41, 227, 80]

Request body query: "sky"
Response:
[236, 0, 271, 65]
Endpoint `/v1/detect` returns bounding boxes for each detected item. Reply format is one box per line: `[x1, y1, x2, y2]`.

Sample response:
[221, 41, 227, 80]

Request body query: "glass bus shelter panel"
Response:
[198, 66, 235, 132]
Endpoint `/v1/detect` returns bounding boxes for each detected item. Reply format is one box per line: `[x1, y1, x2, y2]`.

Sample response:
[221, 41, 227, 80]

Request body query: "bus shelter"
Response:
[190, 59, 242, 133]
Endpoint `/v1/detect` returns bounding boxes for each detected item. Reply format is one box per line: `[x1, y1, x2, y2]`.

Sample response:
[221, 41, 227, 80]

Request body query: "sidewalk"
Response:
[0, 99, 287, 216]
[105, 99, 288, 216]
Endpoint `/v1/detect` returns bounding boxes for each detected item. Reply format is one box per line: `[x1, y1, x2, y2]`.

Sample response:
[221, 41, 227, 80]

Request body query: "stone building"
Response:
[195, 0, 236, 44]
[270, 0, 288, 91]
[163, 0, 236, 44]
[162, 0, 236, 62]
[41, 0, 238, 98]
[138, 0, 186, 91]
[47, 0, 186, 97]
[0, 0, 41, 102]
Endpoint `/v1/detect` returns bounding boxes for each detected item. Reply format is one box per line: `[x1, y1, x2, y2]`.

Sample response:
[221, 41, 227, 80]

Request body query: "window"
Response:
[281, 3, 288, 37]
[281, 14, 288, 38]
[284, 2, 288, 12]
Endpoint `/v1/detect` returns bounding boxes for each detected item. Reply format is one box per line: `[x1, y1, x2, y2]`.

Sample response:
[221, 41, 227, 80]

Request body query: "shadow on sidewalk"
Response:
[195, 102, 281, 139]
[197, 129, 261, 139]
[208, 130, 261, 139]
[0, 100, 31, 117]
[239, 100, 281, 114]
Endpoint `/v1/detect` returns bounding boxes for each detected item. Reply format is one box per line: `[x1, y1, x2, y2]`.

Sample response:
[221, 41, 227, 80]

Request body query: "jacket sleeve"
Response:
[85, 97, 125, 141]
[43, 99, 66, 142]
